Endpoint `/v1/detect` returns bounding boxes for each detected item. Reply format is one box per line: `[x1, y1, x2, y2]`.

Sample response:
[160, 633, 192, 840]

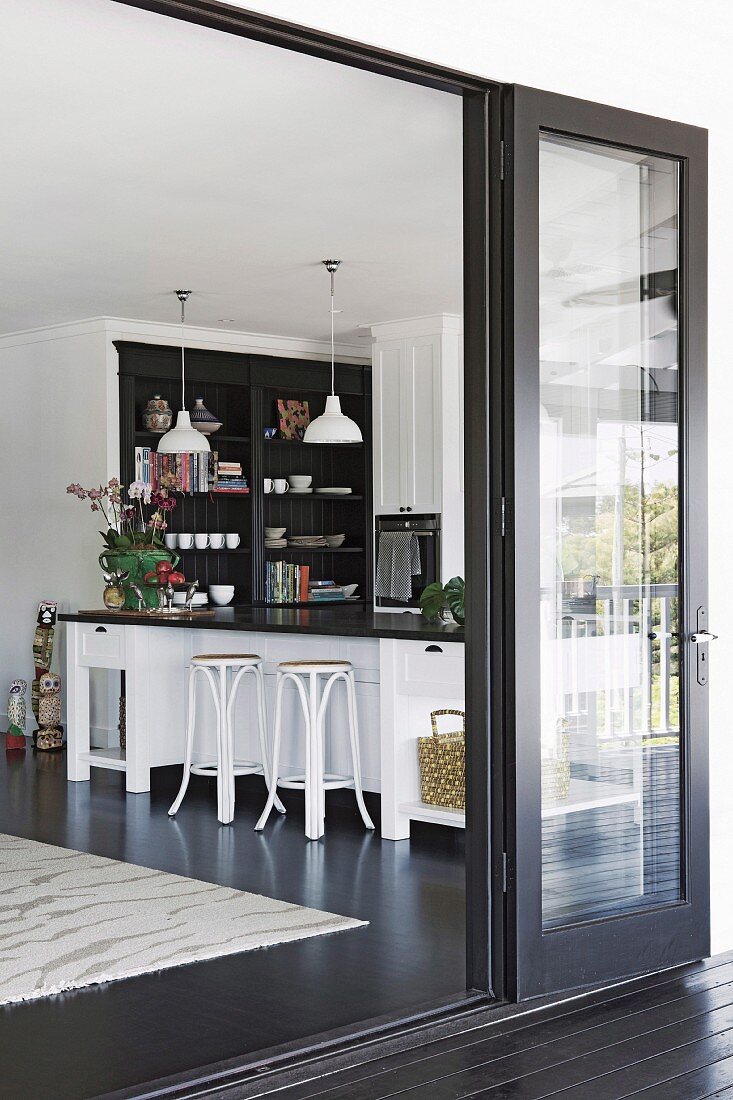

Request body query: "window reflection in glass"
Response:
[539, 134, 681, 928]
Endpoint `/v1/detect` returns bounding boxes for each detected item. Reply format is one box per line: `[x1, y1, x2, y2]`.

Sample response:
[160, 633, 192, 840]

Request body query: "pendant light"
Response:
[303, 260, 362, 444]
[158, 290, 211, 454]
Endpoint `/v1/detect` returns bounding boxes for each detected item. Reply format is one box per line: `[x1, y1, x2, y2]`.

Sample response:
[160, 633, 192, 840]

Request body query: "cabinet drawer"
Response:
[76, 623, 126, 669]
[395, 640, 464, 698]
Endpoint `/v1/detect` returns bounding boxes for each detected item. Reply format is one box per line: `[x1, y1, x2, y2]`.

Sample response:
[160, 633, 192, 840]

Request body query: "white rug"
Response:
[0, 833, 365, 1005]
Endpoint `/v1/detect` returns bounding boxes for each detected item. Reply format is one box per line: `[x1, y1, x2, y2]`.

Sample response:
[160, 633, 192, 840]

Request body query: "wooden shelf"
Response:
[176, 548, 251, 554]
[134, 431, 250, 444]
[265, 438, 364, 447]
[264, 547, 364, 554]
[265, 494, 363, 502]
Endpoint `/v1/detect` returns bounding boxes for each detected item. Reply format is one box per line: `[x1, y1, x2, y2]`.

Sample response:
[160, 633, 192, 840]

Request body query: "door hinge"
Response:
[502, 852, 508, 892]
[499, 140, 505, 181]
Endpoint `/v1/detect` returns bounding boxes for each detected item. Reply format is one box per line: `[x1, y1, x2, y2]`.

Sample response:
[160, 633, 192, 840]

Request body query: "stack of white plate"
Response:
[287, 535, 326, 548]
[265, 526, 287, 549]
[289, 486, 313, 494]
[316, 487, 352, 494]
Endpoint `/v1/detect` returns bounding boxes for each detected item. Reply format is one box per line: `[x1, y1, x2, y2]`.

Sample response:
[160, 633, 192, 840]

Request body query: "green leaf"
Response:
[419, 581, 447, 623]
[444, 576, 465, 625]
[113, 534, 132, 549]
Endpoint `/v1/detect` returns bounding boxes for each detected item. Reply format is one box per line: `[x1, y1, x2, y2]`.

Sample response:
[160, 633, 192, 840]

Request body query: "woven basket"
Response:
[418, 709, 465, 810]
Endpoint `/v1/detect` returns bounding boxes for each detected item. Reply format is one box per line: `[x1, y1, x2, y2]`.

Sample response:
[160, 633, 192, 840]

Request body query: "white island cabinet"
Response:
[64, 617, 465, 839]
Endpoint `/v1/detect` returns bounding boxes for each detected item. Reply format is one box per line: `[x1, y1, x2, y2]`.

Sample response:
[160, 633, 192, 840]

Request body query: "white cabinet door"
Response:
[403, 335, 442, 513]
[373, 339, 405, 514]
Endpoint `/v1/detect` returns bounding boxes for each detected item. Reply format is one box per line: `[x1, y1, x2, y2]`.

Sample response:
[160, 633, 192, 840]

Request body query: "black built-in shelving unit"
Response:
[117, 342, 372, 606]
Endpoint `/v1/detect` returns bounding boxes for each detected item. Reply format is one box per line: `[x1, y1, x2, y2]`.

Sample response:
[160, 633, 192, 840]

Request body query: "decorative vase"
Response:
[99, 549, 179, 610]
[142, 394, 173, 433]
[189, 397, 222, 435]
[102, 580, 126, 610]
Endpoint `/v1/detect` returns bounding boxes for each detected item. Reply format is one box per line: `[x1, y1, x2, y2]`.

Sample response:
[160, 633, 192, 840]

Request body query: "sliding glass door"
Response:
[504, 87, 708, 997]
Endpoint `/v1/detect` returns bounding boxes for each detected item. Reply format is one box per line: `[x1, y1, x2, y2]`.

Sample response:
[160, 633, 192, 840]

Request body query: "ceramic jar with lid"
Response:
[189, 397, 222, 435]
[142, 394, 173, 433]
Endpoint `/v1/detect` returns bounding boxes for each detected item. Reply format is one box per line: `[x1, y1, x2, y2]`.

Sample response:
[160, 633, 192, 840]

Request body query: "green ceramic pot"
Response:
[99, 549, 180, 610]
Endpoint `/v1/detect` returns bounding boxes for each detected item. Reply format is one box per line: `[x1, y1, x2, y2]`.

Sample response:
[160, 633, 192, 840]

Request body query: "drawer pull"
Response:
[95, 626, 107, 633]
[425, 644, 443, 653]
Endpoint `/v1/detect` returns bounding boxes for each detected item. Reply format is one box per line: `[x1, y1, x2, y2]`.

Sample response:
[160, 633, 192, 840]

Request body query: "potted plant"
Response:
[418, 576, 465, 625]
[66, 476, 181, 609]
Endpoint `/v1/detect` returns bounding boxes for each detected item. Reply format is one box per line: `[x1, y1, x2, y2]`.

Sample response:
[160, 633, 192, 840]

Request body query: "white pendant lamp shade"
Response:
[158, 409, 210, 453]
[157, 289, 210, 454]
[303, 395, 362, 443]
[304, 260, 362, 445]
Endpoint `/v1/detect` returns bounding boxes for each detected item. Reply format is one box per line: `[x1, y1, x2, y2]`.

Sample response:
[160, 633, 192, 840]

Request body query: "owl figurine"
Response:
[35, 672, 63, 752]
[6, 679, 27, 749]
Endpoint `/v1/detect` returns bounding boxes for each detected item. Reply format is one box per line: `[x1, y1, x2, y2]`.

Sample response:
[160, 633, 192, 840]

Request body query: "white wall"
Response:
[228, 0, 733, 953]
[0, 325, 109, 735]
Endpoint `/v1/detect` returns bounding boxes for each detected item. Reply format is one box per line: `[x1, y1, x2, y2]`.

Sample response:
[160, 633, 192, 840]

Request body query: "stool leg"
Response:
[254, 664, 286, 815]
[305, 670, 322, 841]
[168, 664, 198, 817]
[217, 664, 234, 825]
[255, 671, 286, 832]
[346, 670, 375, 830]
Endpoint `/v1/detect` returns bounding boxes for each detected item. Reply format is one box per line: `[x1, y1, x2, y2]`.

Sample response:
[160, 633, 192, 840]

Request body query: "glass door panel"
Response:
[539, 136, 681, 928]
[506, 85, 708, 998]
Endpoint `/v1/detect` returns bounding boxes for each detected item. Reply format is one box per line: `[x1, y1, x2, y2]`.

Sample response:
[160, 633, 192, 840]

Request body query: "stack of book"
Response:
[214, 460, 249, 494]
[134, 447, 217, 494]
[309, 580, 348, 602]
[265, 561, 310, 604]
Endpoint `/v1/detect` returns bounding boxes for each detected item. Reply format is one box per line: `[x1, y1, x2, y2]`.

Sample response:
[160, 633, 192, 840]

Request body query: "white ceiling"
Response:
[0, 0, 463, 345]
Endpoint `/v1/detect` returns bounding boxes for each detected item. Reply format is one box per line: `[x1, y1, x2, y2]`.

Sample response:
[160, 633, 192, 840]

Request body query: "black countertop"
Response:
[59, 605, 464, 643]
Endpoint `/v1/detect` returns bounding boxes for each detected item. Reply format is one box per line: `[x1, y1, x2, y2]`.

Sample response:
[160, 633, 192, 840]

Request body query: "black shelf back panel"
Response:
[117, 341, 371, 607]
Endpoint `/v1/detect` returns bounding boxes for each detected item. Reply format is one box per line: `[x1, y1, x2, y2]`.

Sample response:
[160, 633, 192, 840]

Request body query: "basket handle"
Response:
[430, 709, 465, 736]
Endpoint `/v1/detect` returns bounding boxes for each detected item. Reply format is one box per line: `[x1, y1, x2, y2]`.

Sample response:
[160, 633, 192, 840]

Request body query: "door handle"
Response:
[690, 631, 718, 644]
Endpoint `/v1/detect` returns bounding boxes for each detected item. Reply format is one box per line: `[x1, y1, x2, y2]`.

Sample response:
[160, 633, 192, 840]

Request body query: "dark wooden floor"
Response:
[0, 748, 466, 1100]
[207, 951, 733, 1100]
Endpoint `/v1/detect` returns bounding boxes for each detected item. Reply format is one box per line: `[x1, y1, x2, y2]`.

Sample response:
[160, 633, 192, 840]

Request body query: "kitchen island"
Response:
[60, 608, 465, 839]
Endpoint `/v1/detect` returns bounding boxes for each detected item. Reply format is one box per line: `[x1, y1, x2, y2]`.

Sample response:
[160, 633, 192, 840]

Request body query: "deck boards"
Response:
[250, 954, 733, 1100]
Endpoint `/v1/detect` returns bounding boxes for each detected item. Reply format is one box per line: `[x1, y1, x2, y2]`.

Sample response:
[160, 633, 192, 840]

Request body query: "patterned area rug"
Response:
[0, 833, 365, 1005]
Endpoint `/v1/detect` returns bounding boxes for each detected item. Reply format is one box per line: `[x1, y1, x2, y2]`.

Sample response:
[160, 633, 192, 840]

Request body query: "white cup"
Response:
[225, 533, 241, 549]
[263, 478, 274, 494]
[194, 533, 210, 550]
[178, 533, 193, 549]
[288, 475, 312, 489]
[208, 584, 234, 606]
[209, 533, 225, 550]
[164, 533, 178, 549]
[273, 479, 289, 494]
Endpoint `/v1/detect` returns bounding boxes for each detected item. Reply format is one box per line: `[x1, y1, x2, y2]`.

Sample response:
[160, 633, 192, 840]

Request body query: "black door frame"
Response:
[113, 0, 507, 1010]
[504, 85, 709, 998]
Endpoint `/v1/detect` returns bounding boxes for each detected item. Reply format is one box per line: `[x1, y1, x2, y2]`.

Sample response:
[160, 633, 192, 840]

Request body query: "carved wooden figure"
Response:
[6, 679, 28, 749]
[35, 672, 63, 752]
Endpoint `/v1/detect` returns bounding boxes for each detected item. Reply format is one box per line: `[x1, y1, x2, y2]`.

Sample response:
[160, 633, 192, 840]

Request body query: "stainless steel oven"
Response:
[374, 515, 441, 612]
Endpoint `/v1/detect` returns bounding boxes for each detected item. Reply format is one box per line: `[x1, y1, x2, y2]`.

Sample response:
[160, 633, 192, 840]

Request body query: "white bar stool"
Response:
[168, 653, 285, 825]
[255, 659, 375, 841]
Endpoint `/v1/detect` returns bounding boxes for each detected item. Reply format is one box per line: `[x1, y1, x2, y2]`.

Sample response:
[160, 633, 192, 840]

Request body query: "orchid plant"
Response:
[66, 475, 180, 551]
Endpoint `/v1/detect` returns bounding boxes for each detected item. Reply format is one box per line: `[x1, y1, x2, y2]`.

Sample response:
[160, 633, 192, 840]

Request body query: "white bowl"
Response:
[342, 583, 358, 598]
[288, 475, 312, 489]
[208, 585, 235, 606]
[265, 527, 286, 538]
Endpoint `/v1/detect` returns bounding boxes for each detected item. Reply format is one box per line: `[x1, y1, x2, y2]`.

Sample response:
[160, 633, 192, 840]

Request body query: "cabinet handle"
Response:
[406, 507, 412, 512]
[95, 626, 107, 633]
[425, 644, 443, 653]
[399, 507, 405, 512]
